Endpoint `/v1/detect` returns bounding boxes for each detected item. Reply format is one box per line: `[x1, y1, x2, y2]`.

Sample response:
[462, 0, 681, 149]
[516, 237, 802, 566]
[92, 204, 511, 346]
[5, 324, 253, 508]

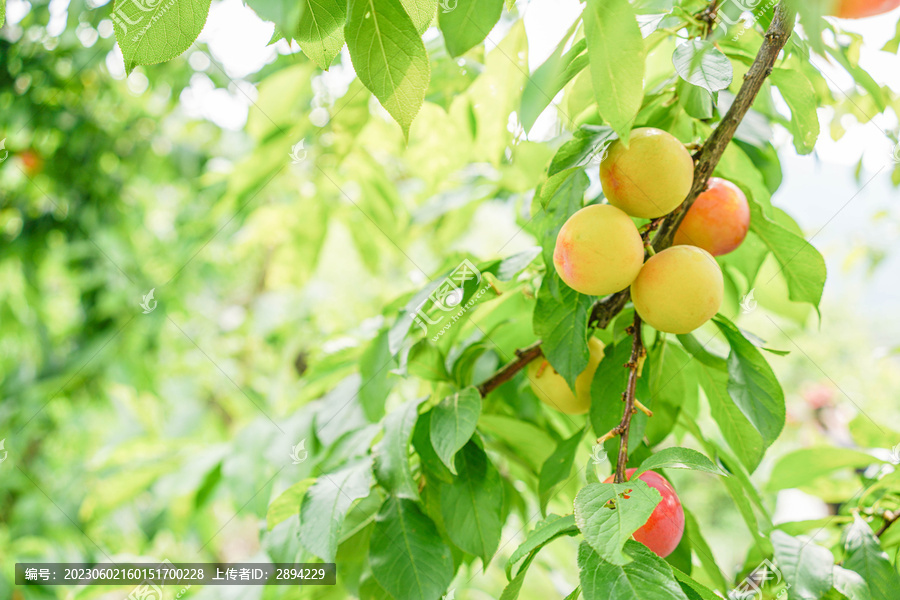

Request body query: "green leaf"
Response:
[574, 481, 661, 565]
[714, 316, 786, 448]
[842, 514, 900, 600]
[831, 565, 871, 600]
[534, 273, 593, 390]
[373, 397, 421, 499]
[577, 540, 690, 600]
[438, 0, 503, 57]
[590, 340, 632, 453]
[772, 530, 835, 600]
[407, 340, 450, 381]
[632, 447, 724, 478]
[506, 514, 578, 579]
[521, 35, 589, 132]
[583, 0, 645, 142]
[683, 508, 729, 593]
[299, 458, 374, 561]
[749, 199, 826, 311]
[370, 496, 454, 600]
[482, 247, 542, 281]
[113, 0, 212, 74]
[671, 565, 721, 600]
[672, 40, 733, 93]
[477, 414, 557, 472]
[539, 428, 585, 513]
[677, 79, 714, 120]
[345, 0, 430, 137]
[298, 0, 348, 69]
[249, 0, 304, 40]
[267, 478, 315, 530]
[693, 360, 765, 472]
[770, 68, 820, 155]
[1, 0, 5, 29]
[645, 342, 694, 446]
[548, 126, 617, 176]
[848, 414, 900, 450]
[439, 440, 503, 564]
[429, 387, 482, 474]
[359, 328, 395, 422]
[500, 552, 537, 600]
[767, 448, 881, 492]
[400, 0, 436, 33]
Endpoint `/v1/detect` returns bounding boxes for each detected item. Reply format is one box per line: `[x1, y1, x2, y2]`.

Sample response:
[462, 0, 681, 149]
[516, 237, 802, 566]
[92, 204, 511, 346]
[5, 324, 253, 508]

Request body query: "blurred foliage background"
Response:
[2, 0, 900, 598]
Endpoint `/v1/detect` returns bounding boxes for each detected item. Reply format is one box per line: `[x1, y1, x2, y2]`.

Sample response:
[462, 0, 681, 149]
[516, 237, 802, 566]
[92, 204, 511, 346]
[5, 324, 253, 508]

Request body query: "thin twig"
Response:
[614, 314, 645, 483]
[876, 511, 899, 537]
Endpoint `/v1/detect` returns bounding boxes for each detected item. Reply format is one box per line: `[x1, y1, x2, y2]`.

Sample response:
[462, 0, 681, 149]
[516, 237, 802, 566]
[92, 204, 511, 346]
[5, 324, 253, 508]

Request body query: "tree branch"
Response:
[589, 1, 796, 329]
[476, 341, 542, 397]
[876, 510, 898, 538]
[475, 1, 797, 399]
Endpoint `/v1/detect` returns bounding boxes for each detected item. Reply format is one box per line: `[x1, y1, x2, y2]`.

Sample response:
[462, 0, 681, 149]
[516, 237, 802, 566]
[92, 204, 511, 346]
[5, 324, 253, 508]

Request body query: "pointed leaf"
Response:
[438, 0, 503, 57]
[345, 0, 430, 137]
[772, 530, 835, 600]
[672, 39, 733, 93]
[373, 397, 421, 499]
[583, 0, 645, 142]
[299, 458, 374, 561]
[632, 447, 724, 479]
[539, 428, 585, 513]
[439, 441, 503, 564]
[298, 0, 348, 69]
[577, 540, 690, 600]
[429, 387, 482, 474]
[506, 514, 578, 579]
[370, 497, 454, 600]
[114, 0, 211, 74]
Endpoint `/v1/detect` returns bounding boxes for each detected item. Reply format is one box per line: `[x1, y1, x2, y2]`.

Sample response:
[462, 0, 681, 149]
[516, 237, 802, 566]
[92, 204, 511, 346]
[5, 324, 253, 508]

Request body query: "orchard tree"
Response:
[4, 0, 900, 598]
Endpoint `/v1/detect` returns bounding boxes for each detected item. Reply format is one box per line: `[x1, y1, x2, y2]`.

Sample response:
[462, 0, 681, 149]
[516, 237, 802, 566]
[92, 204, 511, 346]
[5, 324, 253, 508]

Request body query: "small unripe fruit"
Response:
[631, 246, 723, 334]
[603, 469, 684, 558]
[673, 177, 750, 256]
[553, 204, 644, 296]
[599, 128, 694, 219]
[831, 0, 900, 18]
[527, 338, 604, 415]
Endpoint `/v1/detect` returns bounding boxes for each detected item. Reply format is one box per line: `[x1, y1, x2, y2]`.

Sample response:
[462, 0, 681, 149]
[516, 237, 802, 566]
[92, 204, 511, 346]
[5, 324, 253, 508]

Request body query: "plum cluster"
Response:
[553, 127, 750, 336]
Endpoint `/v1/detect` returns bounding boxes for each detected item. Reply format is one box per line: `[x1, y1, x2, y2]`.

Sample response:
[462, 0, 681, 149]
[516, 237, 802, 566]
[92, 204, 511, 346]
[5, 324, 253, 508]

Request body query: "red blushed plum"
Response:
[673, 177, 749, 257]
[832, 0, 900, 18]
[604, 469, 685, 558]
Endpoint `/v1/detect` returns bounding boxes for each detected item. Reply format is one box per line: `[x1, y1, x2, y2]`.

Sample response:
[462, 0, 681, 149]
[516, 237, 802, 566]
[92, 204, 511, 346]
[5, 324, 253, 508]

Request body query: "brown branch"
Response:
[475, 2, 797, 399]
[476, 341, 542, 397]
[589, 1, 797, 330]
[876, 511, 899, 538]
[614, 314, 645, 483]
